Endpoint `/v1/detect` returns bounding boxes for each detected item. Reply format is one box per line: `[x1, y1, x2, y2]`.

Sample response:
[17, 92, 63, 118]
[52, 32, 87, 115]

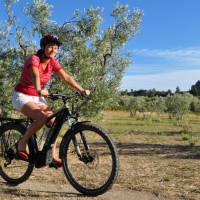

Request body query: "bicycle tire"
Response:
[61, 122, 119, 196]
[0, 122, 34, 185]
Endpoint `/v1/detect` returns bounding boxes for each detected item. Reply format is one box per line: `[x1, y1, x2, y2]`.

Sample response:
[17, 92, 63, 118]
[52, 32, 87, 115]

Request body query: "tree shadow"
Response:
[0, 180, 84, 198]
[116, 142, 200, 159]
[128, 130, 196, 136]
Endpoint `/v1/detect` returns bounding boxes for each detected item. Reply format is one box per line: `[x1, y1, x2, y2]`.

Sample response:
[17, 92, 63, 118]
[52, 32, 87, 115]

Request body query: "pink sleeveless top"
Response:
[15, 55, 62, 96]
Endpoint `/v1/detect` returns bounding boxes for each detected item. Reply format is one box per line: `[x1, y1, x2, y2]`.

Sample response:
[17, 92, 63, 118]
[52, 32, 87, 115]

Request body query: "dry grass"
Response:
[114, 134, 200, 200]
[95, 111, 200, 199]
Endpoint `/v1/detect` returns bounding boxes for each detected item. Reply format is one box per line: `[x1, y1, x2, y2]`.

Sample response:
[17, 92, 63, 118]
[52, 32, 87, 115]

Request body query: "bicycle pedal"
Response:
[49, 162, 58, 169]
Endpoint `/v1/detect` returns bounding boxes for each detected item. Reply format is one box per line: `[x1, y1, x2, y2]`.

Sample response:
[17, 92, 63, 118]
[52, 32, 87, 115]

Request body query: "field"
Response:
[98, 111, 200, 200]
[1, 111, 200, 200]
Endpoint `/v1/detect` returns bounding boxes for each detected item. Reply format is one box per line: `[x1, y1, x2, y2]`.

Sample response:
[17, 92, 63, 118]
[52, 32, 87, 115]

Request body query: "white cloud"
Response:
[122, 48, 200, 91]
[133, 47, 200, 65]
[121, 69, 200, 91]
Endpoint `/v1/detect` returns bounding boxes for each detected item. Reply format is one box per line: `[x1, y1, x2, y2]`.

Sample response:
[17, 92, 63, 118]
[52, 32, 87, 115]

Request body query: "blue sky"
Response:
[1, 0, 200, 91]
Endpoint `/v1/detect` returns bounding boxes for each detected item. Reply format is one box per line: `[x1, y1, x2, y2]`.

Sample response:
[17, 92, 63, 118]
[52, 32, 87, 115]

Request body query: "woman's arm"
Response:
[29, 66, 48, 96]
[56, 69, 90, 95]
[29, 66, 41, 93]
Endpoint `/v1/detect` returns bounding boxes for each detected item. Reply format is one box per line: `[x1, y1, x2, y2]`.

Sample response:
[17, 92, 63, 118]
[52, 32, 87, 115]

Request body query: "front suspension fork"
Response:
[71, 131, 90, 159]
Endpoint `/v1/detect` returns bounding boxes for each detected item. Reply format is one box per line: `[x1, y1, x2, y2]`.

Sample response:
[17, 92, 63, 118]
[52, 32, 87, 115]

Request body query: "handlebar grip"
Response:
[75, 92, 91, 100]
[48, 94, 59, 100]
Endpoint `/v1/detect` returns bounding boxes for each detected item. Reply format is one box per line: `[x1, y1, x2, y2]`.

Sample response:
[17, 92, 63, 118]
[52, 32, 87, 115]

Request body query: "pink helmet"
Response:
[40, 34, 62, 49]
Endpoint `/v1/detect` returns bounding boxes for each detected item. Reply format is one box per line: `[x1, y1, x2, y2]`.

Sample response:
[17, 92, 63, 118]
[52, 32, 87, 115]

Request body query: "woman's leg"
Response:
[18, 102, 47, 152]
[52, 139, 60, 162]
[19, 102, 61, 163]
[40, 106, 61, 163]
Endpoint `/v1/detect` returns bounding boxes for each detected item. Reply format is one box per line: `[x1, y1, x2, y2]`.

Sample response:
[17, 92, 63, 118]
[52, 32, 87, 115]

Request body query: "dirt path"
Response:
[0, 179, 171, 200]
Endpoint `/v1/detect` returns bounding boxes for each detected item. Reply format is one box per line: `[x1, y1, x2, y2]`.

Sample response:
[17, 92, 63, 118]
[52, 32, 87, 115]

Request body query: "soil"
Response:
[0, 178, 170, 200]
[1, 133, 199, 200]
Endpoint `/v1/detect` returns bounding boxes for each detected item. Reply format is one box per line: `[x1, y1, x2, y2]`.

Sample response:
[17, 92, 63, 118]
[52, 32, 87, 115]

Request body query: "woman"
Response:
[12, 34, 90, 167]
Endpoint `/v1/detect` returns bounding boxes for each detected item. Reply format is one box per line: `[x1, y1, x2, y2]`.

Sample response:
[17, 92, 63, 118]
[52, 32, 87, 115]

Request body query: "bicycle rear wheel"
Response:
[61, 122, 119, 196]
[0, 122, 34, 185]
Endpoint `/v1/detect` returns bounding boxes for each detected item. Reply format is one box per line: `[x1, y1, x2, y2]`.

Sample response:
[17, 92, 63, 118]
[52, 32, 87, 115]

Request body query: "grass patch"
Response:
[163, 176, 172, 182]
[182, 134, 192, 141]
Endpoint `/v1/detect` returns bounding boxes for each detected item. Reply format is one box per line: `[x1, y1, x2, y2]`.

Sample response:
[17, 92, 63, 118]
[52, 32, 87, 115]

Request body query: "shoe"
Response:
[49, 158, 62, 169]
[17, 150, 29, 160]
[16, 142, 29, 160]
[53, 158, 62, 167]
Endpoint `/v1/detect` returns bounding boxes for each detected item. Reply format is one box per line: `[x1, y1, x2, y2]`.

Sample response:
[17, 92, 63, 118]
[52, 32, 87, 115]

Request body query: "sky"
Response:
[1, 0, 200, 92]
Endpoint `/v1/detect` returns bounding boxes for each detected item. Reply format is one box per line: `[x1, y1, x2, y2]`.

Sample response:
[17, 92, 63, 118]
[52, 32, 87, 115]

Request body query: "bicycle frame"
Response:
[30, 105, 71, 167]
[44, 107, 70, 149]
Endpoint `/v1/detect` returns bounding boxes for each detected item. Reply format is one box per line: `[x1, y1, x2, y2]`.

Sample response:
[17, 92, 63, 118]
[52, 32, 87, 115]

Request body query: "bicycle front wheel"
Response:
[61, 123, 119, 196]
[0, 122, 34, 185]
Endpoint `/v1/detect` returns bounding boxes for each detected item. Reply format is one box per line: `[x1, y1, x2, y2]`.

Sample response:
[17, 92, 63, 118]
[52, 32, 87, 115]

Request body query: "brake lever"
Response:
[75, 92, 91, 100]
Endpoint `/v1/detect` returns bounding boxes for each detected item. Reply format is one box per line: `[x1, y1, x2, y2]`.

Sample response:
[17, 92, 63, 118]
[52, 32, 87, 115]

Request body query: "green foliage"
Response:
[190, 80, 200, 96]
[163, 176, 172, 182]
[0, 0, 143, 116]
[121, 88, 173, 97]
[181, 134, 192, 141]
[175, 86, 181, 94]
[165, 93, 193, 121]
[24, 0, 53, 35]
[119, 96, 145, 116]
[144, 96, 166, 113]
[117, 93, 199, 125]
[119, 95, 166, 117]
[191, 97, 200, 113]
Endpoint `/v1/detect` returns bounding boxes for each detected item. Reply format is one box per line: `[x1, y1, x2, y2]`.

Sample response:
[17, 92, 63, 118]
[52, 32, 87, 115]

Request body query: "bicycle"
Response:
[0, 92, 119, 196]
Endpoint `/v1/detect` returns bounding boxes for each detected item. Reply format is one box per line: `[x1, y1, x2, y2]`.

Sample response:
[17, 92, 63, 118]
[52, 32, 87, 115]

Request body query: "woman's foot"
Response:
[16, 140, 29, 160]
[52, 158, 62, 168]
[49, 157, 62, 169]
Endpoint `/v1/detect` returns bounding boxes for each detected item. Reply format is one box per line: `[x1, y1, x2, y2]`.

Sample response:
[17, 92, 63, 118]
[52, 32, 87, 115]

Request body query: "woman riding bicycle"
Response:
[12, 34, 90, 167]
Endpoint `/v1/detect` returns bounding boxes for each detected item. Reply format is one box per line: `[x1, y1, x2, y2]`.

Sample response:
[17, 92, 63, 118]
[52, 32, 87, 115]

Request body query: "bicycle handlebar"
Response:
[48, 92, 91, 102]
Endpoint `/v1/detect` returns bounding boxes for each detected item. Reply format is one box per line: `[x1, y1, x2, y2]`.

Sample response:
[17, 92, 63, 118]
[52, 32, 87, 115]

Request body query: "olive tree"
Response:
[166, 93, 193, 122]
[0, 0, 143, 116]
[119, 96, 145, 117]
[191, 97, 200, 113]
[142, 96, 166, 120]
[144, 96, 166, 113]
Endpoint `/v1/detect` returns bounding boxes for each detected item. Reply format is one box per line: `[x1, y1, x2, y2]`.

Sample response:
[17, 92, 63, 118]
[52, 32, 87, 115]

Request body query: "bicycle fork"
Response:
[67, 116, 93, 163]
[71, 131, 90, 159]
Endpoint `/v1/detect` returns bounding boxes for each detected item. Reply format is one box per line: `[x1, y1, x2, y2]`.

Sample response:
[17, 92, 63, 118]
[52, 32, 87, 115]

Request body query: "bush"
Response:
[191, 97, 200, 113]
[166, 93, 193, 121]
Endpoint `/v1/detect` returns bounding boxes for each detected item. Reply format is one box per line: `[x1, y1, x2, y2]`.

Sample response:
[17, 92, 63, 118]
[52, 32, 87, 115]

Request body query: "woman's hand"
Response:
[82, 89, 91, 96]
[40, 89, 49, 97]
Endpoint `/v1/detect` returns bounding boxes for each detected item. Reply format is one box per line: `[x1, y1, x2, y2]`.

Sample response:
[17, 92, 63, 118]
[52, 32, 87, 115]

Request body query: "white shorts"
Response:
[12, 91, 47, 111]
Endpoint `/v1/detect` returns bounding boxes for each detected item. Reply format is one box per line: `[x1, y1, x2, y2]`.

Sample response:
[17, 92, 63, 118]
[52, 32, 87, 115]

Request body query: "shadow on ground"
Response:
[117, 142, 200, 159]
[0, 180, 83, 198]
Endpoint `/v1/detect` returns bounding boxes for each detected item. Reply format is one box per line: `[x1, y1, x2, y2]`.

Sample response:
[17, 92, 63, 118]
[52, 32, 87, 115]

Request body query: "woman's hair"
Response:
[36, 49, 45, 59]
[40, 34, 62, 49]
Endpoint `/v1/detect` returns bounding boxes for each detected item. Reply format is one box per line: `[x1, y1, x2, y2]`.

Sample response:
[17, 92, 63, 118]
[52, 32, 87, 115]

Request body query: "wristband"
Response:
[37, 89, 42, 96]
